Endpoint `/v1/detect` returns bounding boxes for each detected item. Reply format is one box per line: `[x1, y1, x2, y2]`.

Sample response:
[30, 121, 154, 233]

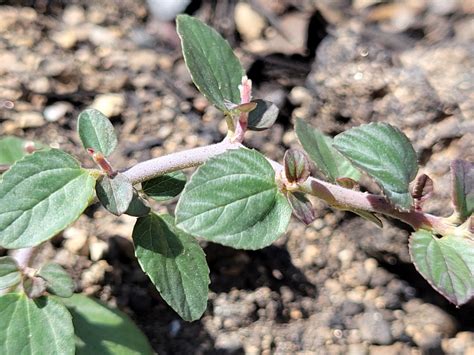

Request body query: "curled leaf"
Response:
[247, 99, 279, 131]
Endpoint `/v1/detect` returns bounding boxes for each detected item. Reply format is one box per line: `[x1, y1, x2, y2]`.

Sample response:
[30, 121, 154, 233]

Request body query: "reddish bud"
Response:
[336, 177, 360, 190]
[284, 149, 311, 184]
[287, 192, 316, 225]
[411, 174, 433, 211]
[88, 148, 116, 177]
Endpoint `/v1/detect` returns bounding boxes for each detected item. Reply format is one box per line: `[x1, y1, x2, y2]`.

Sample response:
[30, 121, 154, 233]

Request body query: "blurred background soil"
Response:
[0, 0, 473, 353]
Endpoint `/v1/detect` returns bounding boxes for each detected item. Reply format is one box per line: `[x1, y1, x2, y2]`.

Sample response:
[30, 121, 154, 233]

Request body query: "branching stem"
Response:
[122, 141, 454, 236]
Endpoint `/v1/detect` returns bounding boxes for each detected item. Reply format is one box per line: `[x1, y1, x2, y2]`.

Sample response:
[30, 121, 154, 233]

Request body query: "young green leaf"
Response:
[0, 136, 28, 165]
[0, 294, 75, 355]
[78, 109, 118, 157]
[247, 99, 279, 131]
[38, 263, 74, 298]
[409, 230, 474, 306]
[125, 190, 151, 217]
[0, 256, 21, 290]
[142, 171, 187, 202]
[176, 14, 245, 113]
[0, 149, 96, 249]
[133, 213, 210, 321]
[61, 294, 153, 355]
[96, 173, 134, 216]
[295, 119, 361, 182]
[287, 192, 316, 225]
[451, 160, 473, 222]
[333, 122, 418, 210]
[176, 149, 292, 250]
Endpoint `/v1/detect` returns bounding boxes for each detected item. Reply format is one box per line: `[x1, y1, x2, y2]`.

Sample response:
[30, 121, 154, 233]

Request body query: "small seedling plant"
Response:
[0, 15, 472, 354]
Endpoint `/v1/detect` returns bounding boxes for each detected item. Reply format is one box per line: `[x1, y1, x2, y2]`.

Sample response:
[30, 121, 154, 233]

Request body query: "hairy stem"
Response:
[122, 142, 453, 235]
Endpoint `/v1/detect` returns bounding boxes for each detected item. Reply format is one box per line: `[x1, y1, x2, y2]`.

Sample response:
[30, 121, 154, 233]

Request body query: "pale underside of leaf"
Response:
[409, 230, 474, 306]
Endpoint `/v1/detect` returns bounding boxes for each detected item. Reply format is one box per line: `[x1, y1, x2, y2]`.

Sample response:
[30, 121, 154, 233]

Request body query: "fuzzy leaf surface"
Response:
[142, 171, 187, 202]
[62, 294, 153, 355]
[0, 293, 74, 355]
[0, 149, 96, 248]
[295, 119, 361, 182]
[176, 149, 292, 250]
[133, 214, 210, 321]
[0, 256, 20, 290]
[333, 122, 418, 210]
[176, 14, 244, 112]
[451, 160, 474, 221]
[410, 230, 474, 306]
[0, 136, 27, 165]
[78, 109, 118, 156]
[96, 173, 133, 216]
[38, 263, 74, 298]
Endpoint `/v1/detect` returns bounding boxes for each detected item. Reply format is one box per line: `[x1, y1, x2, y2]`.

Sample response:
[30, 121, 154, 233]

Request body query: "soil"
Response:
[1, 0, 473, 354]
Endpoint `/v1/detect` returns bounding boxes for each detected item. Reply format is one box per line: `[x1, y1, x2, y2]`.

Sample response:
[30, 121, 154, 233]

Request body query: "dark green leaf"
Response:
[125, 190, 151, 217]
[96, 173, 133, 216]
[0, 149, 96, 248]
[0, 293, 75, 355]
[133, 214, 209, 321]
[176, 149, 292, 250]
[410, 230, 474, 306]
[142, 171, 187, 202]
[78, 109, 118, 157]
[295, 119, 361, 182]
[0, 256, 21, 290]
[38, 263, 74, 298]
[333, 122, 418, 210]
[176, 15, 245, 113]
[61, 294, 153, 355]
[247, 99, 279, 131]
[451, 160, 473, 222]
[287, 192, 316, 225]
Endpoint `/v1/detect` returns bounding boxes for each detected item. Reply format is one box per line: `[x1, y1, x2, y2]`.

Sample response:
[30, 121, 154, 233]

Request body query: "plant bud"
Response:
[284, 149, 311, 184]
[287, 192, 316, 225]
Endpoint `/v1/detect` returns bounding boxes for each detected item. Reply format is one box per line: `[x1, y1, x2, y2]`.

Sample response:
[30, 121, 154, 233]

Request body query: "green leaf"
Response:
[0, 293, 75, 355]
[0, 136, 27, 165]
[409, 230, 474, 306]
[451, 160, 473, 222]
[133, 214, 209, 321]
[295, 119, 361, 182]
[96, 173, 133, 216]
[125, 190, 151, 217]
[142, 171, 187, 202]
[0, 256, 21, 290]
[176, 149, 292, 250]
[38, 263, 74, 298]
[333, 122, 418, 210]
[78, 109, 118, 157]
[61, 294, 153, 355]
[247, 99, 279, 131]
[0, 149, 96, 248]
[176, 14, 245, 113]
